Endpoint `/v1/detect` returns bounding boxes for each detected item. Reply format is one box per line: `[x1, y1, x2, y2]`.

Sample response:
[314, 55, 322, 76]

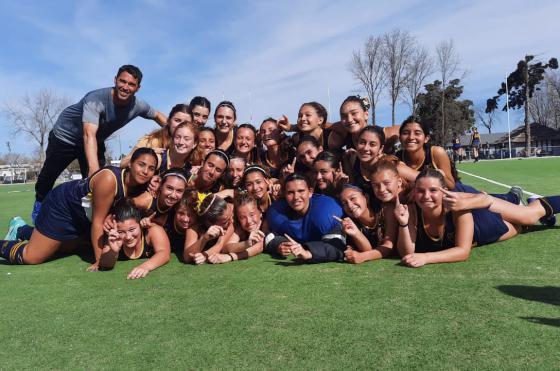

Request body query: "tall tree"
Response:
[435, 39, 461, 143]
[403, 44, 433, 115]
[348, 35, 385, 125]
[383, 29, 415, 125]
[416, 79, 474, 145]
[486, 55, 558, 155]
[2, 89, 69, 162]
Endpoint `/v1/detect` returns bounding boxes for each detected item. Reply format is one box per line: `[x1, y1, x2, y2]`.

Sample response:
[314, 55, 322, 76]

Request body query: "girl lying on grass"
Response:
[99, 200, 170, 279]
[1, 148, 158, 270]
[395, 169, 560, 268]
[183, 193, 235, 265]
[208, 193, 267, 264]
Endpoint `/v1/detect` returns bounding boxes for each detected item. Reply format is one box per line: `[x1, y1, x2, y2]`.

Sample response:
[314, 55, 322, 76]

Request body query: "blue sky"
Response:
[1, 0, 558, 157]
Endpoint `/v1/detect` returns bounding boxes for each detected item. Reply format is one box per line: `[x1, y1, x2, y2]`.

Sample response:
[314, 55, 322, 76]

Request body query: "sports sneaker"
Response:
[31, 200, 42, 224]
[509, 186, 526, 206]
[527, 196, 557, 227]
[4, 216, 26, 241]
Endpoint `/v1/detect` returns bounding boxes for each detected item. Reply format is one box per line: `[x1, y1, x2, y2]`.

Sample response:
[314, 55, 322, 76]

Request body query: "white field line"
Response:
[458, 170, 542, 197]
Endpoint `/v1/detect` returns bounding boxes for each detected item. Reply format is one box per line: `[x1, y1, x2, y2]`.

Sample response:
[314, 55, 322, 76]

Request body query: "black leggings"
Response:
[35, 131, 106, 202]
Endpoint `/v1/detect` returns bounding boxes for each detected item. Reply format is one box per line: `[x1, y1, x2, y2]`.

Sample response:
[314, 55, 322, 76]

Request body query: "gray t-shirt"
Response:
[52, 87, 156, 146]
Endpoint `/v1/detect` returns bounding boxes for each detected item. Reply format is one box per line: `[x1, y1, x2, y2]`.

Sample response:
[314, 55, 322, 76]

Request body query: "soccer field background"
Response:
[0, 158, 559, 370]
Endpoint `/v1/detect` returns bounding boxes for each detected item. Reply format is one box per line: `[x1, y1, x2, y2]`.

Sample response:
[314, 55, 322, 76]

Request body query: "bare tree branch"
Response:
[348, 35, 385, 125]
[2, 89, 69, 163]
[435, 39, 461, 144]
[402, 44, 434, 115]
[383, 29, 415, 125]
[475, 105, 498, 133]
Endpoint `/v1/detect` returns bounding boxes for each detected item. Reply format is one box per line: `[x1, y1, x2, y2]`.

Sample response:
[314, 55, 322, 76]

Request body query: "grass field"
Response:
[1, 158, 559, 370]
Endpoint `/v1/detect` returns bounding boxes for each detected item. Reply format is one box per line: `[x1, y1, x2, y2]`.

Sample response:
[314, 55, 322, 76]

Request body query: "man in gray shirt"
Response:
[32, 64, 167, 222]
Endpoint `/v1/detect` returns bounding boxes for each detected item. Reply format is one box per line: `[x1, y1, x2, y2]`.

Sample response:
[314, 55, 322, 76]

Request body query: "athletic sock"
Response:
[16, 225, 34, 241]
[0, 240, 27, 264]
[538, 196, 560, 217]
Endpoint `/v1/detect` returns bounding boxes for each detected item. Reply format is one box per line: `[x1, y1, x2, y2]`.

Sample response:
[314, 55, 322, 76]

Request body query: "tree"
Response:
[475, 105, 499, 133]
[383, 29, 415, 125]
[416, 79, 474, 145]
[529, 71, 560, 129]
[486, 55, 558, 155]
[403, 44, 433, 115]
[2, 89, 69, 163]
[435, 39, 461, 144]
[348, 35, 385, 125]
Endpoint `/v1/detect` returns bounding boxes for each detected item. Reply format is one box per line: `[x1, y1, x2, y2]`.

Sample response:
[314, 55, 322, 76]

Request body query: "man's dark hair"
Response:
[117, 64, 143, 85]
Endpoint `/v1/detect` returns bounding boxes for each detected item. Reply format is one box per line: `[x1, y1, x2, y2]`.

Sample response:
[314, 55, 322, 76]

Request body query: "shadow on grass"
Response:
[497, 285, 560, 306]
[274, 260, 306, 267]
[520, 317, 560, 327]
[496, 285, 560, 328]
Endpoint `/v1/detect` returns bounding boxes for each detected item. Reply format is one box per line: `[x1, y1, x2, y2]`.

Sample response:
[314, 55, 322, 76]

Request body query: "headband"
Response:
[162, 171, 187, 183]
[243, 165, 268, 177]
[206, 149, 230, 166]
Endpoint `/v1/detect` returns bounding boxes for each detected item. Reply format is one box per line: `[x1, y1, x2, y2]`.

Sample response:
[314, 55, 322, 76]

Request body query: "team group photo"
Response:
[1, 1, 559, 369]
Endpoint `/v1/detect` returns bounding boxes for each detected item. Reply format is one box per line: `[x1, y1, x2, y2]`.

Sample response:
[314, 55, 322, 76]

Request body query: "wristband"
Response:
[228, 253, 236, 262]
[399, 223, 409, 228]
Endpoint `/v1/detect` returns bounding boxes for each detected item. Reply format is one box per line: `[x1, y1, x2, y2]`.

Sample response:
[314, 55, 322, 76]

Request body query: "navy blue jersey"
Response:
[267, 194, 343, 243]
[118, 229, 154, 260]
[413, 204, 508, 251]
[35, 166, 129, 241]
[396, 145, 437, 171]
[163, 208, 186, 252]
[159, 149, 192, 175]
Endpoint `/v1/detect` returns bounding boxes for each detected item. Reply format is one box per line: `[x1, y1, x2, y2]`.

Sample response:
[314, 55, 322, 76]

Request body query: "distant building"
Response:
[448, 123, 560, 159]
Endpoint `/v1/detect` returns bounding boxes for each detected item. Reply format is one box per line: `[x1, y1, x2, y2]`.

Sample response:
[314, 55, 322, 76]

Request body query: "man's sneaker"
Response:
[31, 200, 42, 224]
[4, 216, 26, 241]
[509, 186, 526, 206]
[527, 196, 557, 227]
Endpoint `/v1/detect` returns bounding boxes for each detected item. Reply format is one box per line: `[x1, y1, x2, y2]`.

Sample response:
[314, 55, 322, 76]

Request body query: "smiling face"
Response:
[234, 127, 256, 155]
[174, 203, 197, 230]
[340, 187, 368, 219]
[201, 154, 227, 184]
[197, 130, 216, 155]
[228, 158, 246, 187]
[168, 112, 192, 136]
[371, 168, 401, 203]
[116, 218, 142, 249]
[356, 131, 383, 163]
[191, 105, 210, 128]
[340, 101, 368, 134]
[400, 122, 429, 153]
[244, 171, 269, 200]
[214, 106, 236, 134]
[236, 202, 262, 233]
[297, 142, 322, 169]
[313, 160, 335, 191]
[414, 176, 444, 211]
[129, 153, 157, 186]
[172, 126, 196, 156]
[285, 179, 313, 215]
[113, 71, 140, 104]
[159, 176, 186, 208]
[297, 105, 323, 133]
[259, 120, 281, 147]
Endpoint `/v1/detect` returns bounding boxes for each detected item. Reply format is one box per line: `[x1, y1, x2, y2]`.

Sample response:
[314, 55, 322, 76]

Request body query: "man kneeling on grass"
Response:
[266, 173, 345, 263]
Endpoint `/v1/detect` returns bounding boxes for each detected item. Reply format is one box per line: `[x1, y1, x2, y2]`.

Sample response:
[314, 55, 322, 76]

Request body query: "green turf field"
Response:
[1, 158, 559, 370]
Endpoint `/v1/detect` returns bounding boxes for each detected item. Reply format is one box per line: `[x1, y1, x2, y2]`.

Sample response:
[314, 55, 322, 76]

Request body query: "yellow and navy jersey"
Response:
[118, 230, 154, 260]
[396, 145, 438, 171]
